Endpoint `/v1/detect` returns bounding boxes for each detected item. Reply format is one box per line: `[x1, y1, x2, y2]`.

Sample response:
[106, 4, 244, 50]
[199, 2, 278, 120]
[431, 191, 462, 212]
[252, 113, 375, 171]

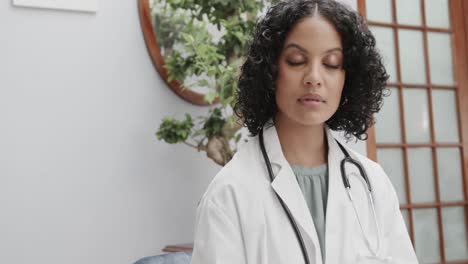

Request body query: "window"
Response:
[359, 0, 468, 263]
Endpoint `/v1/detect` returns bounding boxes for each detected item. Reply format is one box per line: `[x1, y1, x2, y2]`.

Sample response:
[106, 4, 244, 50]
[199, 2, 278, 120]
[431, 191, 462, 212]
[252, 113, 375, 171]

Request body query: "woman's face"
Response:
[275, 14, 345, 127]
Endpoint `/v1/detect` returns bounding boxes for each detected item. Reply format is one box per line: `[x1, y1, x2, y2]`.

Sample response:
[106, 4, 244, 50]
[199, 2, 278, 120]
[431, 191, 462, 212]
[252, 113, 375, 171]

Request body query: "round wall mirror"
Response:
[138, 0, 219, 106]
[138, 0, 277, 106]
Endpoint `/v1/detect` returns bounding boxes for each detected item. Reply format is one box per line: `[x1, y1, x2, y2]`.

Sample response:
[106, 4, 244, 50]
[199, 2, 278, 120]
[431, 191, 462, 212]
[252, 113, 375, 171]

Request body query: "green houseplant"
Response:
[154, 0, 278, 166]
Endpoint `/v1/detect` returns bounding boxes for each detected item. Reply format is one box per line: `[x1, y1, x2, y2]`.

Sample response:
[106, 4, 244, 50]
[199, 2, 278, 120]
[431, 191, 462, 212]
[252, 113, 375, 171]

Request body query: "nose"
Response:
[304, 78, 321, 87]
[303, 65, 322, 88]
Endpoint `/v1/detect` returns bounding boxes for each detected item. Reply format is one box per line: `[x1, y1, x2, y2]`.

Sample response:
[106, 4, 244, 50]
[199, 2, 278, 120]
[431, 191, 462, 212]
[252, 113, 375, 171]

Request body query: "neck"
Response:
[274, 115, 328, 167]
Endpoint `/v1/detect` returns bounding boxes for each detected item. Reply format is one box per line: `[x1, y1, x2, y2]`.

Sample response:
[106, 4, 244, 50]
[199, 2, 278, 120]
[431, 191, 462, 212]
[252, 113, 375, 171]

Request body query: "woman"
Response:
[191, 0, 418, 263]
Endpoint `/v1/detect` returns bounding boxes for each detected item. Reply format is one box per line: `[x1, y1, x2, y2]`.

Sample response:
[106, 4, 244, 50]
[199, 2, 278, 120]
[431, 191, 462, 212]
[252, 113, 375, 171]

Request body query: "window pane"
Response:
[370, 26, 397, 83]
[403, 88, 431, 143]
[401, 209, 410, 232]
[436, 148, 464, 202]
[377, 148, 407, 203]
[442, 207, 468, 261]
[398, 29, 426, 84]
[396, 0, 422, 26]
[375, 88, 401, 143]
[413, 208, 441, 263]
[408, 148, 435, 203]
[432, 89, 460, 143]
[425, 0, 450, 29]
[366, 0, 393, 23]
[427, 32, 454, 85]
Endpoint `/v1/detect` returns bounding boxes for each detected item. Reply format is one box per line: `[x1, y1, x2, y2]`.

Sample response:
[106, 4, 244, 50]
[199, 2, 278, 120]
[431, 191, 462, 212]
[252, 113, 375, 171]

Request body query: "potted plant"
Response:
[154, 0, 278, 166]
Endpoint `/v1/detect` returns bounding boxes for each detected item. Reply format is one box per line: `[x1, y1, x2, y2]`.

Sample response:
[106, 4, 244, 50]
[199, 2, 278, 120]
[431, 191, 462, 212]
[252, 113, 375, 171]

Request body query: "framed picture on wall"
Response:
[12, 0, 98, 12]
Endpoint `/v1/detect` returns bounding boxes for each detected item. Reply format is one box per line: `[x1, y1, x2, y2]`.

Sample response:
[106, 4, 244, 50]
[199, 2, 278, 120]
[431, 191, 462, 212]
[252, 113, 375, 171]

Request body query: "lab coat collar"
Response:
[262, 123, 345, 264]
[261, 123, 286, 167]
[261, 123, 341, 168]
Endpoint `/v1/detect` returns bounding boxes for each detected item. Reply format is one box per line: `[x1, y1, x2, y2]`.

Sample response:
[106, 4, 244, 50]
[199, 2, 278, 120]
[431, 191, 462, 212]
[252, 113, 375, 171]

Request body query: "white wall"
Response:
[0, 1, 220, 263]
[0, 0, 358, 264]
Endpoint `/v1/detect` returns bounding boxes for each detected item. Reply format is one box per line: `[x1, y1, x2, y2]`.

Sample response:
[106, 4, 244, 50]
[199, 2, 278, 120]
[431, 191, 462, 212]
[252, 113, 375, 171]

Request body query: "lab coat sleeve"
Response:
[190, 199, 247, 264]
[378, 164, 419, 263]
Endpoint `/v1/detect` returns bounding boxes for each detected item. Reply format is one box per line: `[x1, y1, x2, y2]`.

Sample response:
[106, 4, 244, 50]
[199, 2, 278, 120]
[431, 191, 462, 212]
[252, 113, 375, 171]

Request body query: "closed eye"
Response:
[287, 61, 305, 66]
[286, 61, 341, 69]
[324, 64, 340, 69]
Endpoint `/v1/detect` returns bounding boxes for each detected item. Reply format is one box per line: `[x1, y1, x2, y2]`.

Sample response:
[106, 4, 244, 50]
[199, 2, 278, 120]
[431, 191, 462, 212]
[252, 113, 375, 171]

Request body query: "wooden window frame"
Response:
[358, 0, 468, 263]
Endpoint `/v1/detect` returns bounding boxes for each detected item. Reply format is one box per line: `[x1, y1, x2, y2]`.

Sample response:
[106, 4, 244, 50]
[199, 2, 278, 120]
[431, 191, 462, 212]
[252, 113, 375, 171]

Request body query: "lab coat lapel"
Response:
[262, 125, 322, 263]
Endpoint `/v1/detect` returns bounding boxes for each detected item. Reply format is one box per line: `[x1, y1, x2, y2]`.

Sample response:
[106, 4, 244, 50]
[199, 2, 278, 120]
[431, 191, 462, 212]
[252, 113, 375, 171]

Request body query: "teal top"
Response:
[290, 163, 328, 262]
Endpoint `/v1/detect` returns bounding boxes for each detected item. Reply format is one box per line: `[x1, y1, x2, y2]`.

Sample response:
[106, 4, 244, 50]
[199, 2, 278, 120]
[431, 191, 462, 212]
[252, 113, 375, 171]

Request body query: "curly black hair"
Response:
[233, 0, 389, 140]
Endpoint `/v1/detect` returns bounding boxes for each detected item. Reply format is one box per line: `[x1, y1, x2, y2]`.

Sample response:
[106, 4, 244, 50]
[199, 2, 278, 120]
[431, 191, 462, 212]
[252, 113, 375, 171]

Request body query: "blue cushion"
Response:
[134, 251, 192, 264]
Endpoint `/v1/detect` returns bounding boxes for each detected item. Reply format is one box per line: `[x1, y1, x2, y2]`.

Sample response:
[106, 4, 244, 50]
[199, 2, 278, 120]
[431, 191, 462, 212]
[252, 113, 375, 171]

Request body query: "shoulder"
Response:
[337, 140, 393, 187]
[338, 140, 383, 173]
[197, 135, 267, 210]
[337, 139, 399, 200]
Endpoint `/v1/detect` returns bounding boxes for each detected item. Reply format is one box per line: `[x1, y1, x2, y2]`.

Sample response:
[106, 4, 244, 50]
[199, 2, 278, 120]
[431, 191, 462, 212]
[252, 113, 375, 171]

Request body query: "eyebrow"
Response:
[284, 43, 342, 55]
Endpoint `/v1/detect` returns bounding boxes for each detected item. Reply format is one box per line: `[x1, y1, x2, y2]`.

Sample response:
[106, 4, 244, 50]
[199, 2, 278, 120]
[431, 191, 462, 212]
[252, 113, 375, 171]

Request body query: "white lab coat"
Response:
[191, 125, 418, 264]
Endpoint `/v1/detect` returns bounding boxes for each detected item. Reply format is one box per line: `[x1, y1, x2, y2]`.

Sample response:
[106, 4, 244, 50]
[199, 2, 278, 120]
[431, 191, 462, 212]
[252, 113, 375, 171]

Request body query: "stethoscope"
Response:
[259, 129, 384, 264]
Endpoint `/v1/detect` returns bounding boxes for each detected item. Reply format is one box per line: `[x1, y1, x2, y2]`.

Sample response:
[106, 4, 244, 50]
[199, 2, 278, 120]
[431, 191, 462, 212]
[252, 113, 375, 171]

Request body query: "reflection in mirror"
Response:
[151, 0, 221, 99]
[138, 0, 276, 105]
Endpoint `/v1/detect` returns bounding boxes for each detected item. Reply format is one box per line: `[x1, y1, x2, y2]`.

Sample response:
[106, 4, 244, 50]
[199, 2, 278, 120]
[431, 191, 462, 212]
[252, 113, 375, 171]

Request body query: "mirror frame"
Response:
[137, 0, 219, 106]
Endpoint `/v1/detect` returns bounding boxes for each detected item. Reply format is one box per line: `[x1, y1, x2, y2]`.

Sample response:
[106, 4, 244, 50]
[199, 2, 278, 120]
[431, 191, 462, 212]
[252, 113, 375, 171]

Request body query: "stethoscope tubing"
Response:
[259, 130, 311, 264]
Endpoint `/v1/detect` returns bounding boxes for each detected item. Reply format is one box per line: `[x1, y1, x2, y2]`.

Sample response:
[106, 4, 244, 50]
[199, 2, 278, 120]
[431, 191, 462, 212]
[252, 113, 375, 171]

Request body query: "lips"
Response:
[298, 93, 325, 103]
